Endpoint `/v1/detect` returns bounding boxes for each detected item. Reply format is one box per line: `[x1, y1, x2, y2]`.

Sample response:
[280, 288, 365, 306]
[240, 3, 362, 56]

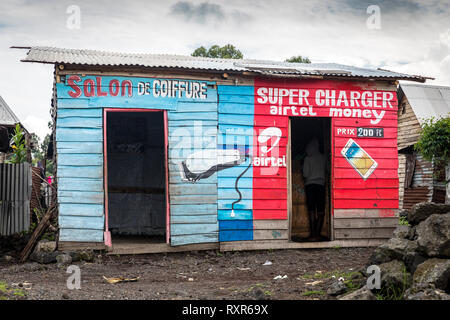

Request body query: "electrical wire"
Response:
[231, 155, 252, 215]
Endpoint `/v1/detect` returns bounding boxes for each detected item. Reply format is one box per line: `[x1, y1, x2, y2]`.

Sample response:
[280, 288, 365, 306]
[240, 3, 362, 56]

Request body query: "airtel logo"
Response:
[258, 127, 282, 154]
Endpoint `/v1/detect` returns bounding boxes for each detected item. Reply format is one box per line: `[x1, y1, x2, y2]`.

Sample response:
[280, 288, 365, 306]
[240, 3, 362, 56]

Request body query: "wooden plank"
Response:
[333, 209, 398, 218]
[176, 101, 218, 112]
[253, 219, 288, 230]
[169, 184, 217, 195]
[58, 177, 103, 192]
[57, 165, 103, 179]
[58, 190, 104, 204]
[168, 119, 217, 127]
[171, 214, 217, 224]
[58, 241, 106, 251]
[57, 141, 103, 154]
[59, 215, 104, 230]
[168, 111, 217, 121]
[218, 85, 254, 95]
[170, 234, 218, 246]
[57, 117, 102, 128]
[218, 103, 254, 114]
[59, 228, 104, 242]
[218, 114, 254, 126]
[334, 228, 395, 239]
[58, 153, 103, 166]
[19, 205, 56, 262]
[333, 218, 399, 229]
[169, 194, 217, 204]
[171, 223, 218, 236]
[58, 108, 103, 118]
[170, 204, 217, 215]
[253, 229, 288, 240]
[59, 203, 104, 217]
[107, 241, 218, 255]
[218, 209, 252, 220]
[58, 68, 253, 86]
[56, 128, 102, 142]
[333, 199, 399, 209]
[333, 188, 399, 199]
[253, 209, 288, 220]
[168, 125, 217, 136]
[219, 239, 388, 252]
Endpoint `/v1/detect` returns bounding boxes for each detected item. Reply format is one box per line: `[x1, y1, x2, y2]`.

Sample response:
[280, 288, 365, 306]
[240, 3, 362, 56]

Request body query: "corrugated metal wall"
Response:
[402, 154, 434, 209]
[0, 163, 32, 235]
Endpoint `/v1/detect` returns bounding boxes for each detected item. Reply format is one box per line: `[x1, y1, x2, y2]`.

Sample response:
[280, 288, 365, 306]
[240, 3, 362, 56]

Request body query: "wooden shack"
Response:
[18, 46, 429, 254]
[397, 84, 450, 209]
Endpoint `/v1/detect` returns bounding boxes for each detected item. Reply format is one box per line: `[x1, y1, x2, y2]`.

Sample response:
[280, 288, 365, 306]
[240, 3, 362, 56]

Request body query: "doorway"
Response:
[289, 117, 331, 242]
[105, 110, 167, 244]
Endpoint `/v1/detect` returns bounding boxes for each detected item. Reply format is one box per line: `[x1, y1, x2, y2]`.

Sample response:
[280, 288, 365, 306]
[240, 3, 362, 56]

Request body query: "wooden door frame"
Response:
[102, 108, 170, 247]
[287, 117, 334, 241]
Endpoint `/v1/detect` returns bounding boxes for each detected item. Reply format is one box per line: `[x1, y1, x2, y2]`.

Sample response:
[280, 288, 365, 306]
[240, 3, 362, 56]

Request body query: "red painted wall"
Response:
[253, 78, 399, 220]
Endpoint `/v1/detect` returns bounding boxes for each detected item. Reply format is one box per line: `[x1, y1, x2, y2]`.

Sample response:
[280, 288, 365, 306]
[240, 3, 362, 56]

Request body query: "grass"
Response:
[298, 270, 364, 295]
[0, 281, 26, 300]
[299, 270, 361, 281]
[302, 290, 325, 296]
[374, 265, 410, 300]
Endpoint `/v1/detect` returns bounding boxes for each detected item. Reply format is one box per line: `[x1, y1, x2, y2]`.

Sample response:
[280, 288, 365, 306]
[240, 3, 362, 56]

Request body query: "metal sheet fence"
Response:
[0, 163, 32, 235]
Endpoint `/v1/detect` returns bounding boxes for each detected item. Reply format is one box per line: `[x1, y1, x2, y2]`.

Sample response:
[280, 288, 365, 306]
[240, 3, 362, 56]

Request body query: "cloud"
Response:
[170, 1, 225, 23]
[388, 28, 450, 85]
[169, 1, 250, 25]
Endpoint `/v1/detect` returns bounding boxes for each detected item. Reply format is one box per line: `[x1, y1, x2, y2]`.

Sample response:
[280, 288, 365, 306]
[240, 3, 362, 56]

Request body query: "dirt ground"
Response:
[0, 247, 374, 300]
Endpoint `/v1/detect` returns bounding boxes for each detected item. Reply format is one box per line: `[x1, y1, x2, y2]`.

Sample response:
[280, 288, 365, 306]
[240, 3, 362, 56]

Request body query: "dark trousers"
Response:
[305, 184, 325, 237]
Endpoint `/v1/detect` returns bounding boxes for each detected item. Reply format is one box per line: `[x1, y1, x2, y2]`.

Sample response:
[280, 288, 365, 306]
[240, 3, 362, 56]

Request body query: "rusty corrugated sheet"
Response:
[0, 163, 32, 235]
[411, 154, 434, 187]
[402, 154, 434, 209]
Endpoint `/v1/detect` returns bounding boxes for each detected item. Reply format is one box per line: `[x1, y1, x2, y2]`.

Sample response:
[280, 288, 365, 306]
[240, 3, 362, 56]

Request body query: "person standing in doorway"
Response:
[303, 138, 326, 241]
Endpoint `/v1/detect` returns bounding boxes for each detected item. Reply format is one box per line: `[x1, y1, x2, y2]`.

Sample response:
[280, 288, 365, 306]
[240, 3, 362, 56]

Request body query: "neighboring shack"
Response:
[0, 95, 33, 236]
[17, 46, 430, 254]
[397, 84, 450, 210]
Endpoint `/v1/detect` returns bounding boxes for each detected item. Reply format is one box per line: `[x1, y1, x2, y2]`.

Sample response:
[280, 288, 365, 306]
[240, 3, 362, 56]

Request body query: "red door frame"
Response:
[103, 108, 170, 246]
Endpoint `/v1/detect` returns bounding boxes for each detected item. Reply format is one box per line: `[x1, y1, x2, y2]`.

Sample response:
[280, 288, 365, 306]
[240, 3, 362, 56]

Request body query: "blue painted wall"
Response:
[56, 76, 219, 245]
[217, 85, 254, 242]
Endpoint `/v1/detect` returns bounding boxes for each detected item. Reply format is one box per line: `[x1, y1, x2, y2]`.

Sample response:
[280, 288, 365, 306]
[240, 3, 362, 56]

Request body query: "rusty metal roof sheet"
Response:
[399, 83, 450, 124]
[18, 46, 429, 82]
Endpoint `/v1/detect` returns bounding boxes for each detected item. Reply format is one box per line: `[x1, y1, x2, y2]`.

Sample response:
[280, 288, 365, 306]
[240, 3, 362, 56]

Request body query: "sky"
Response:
[0, 0, 449, 139]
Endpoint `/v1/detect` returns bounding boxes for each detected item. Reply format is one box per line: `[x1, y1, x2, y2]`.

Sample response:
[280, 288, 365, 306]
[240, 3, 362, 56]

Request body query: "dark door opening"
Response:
[290, 117, 331, 242]
[106, 111, 166, 243]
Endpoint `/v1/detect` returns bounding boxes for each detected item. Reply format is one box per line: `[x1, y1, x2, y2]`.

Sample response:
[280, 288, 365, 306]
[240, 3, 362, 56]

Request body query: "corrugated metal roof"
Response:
[0, 95, 20, 126]
[18, 46, 429, 82]
[399, 83, 450, 124]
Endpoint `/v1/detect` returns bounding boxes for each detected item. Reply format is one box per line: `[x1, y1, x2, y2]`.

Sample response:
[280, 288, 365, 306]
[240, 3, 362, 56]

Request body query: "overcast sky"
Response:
[1, 0, 449, 139]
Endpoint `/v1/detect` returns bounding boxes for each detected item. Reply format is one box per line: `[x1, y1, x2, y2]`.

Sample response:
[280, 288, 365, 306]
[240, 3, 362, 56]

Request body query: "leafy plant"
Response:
[192, 44, 243, 59]
[414, 115, 450, 181]
[285, 55, 311, 63]
[6, 124, 27, 164]
[399, 216, 410, 226]
[374, 265, 410, 300]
